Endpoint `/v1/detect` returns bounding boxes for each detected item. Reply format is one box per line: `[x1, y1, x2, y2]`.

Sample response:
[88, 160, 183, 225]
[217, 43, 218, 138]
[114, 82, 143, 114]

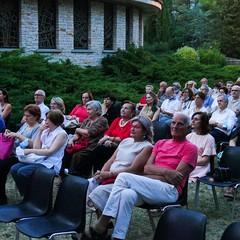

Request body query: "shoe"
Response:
[0, 198, 7, 205]
[81, 226, 108, 240]
[224, 187, 235, 200]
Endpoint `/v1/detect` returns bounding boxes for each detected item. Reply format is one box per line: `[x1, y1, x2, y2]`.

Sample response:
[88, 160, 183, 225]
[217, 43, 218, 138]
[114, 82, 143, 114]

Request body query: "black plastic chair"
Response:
[0, 167, 55, 223]
[194, 146, 240, 218]
[15, 175, 89, 240]
[221, 222, 240, 240]
[139, 177, 189, 231]
[153, 208, 207, 240]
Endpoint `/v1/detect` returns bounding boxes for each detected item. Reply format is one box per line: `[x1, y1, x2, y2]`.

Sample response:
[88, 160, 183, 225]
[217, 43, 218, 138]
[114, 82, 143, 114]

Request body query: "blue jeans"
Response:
[10, 163, 46, 196]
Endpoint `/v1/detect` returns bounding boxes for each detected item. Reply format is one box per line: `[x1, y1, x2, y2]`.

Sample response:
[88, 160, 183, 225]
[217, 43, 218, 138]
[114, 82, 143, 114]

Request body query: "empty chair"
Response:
[15, 175, 89, 240]
[221, 222, 240, 240]
[194, 146, 240, 218]
[0, 167, 55, 223]
[153, 208, 207, 240]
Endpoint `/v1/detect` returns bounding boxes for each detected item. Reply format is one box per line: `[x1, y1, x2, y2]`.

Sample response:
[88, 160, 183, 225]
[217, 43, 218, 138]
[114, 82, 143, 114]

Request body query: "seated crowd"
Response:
[1, 76, 240, 239]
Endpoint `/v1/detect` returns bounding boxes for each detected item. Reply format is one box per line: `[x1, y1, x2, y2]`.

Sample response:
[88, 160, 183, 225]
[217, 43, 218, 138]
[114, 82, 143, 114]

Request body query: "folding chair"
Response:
[16, 175, 89, 240]
[153, 208, 207, 240]
[194, 146, 240, 219]
[221, 222, 240, 240]
[139, 177, 189, 231]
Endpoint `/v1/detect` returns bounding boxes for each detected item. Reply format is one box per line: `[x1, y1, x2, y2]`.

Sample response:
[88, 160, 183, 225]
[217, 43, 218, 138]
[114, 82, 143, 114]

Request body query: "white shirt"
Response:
[38, 102, 49, 120]
[209, 108, 237, 135]
[161, 98, 180, 115]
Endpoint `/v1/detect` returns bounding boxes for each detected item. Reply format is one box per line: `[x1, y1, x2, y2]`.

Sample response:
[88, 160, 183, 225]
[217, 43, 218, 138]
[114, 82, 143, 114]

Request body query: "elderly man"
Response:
[82, 112, 198, 240]
[200, 85, 214, 108]
[209, 95, 237, 144]
[34, 89, 49, 121]
[228, 85, 240, 125]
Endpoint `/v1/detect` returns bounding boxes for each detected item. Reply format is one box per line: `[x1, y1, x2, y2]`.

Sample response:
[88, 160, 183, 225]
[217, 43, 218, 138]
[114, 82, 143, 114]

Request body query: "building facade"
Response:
[0, 0, 162, 66]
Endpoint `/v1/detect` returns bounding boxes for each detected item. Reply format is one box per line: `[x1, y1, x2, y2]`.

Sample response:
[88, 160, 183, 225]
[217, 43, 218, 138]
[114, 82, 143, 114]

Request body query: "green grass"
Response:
[1, 175, 239, 239]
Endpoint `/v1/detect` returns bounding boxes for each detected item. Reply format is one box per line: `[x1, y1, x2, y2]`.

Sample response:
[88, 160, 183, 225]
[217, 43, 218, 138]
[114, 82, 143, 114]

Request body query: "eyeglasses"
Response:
[35, 94, 44, 97]
[131, 124, 142, 129]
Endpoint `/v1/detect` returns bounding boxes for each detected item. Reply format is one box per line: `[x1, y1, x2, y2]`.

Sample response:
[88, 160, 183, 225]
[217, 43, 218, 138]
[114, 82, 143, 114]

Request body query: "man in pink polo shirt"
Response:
[82, 112, 198, 240]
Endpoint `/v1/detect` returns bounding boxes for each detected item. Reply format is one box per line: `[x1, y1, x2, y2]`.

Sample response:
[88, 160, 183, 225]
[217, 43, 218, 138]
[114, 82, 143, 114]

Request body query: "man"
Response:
[198, 78, 212, 95]
[152, 87, 180, 125]
[200, 85, 214, 108]
[228, 85, 240, 125]
[209, 95, 237, 144]
[156, 81, 168, 107]
[136, 85, 153, 113]
[34, 89, 49, 121]
[172, 82, 182, 100]
[82, 112, 198, 240]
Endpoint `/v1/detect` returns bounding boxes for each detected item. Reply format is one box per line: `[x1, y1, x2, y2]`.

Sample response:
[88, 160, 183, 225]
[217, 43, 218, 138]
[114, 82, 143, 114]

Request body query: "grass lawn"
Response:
[1, 175, 239, 240]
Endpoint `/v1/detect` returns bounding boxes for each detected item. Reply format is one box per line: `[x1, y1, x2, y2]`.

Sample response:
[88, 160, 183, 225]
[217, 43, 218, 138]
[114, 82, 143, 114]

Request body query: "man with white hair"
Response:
[228, 85, 240, 125]
[34, 89, 49, 121]
[82, 112, 198, 240]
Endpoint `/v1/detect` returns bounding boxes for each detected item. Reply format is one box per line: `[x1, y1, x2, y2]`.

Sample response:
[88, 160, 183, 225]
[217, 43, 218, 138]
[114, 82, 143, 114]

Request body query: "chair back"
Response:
[153, 208, 207, 240]
[22, 167, 55, 214]
[50, 175, 89, 233]
[219, 146, 240, 181]
[221, 222, 240, 240]
[177, 176, 188, 206]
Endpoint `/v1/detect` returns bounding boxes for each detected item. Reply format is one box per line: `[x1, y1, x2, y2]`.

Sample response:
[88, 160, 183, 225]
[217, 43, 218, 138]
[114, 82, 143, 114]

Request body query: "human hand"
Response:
[24, 149, 31, 155]
[165, 170, 183, 185]
[98, 136, 107, 145]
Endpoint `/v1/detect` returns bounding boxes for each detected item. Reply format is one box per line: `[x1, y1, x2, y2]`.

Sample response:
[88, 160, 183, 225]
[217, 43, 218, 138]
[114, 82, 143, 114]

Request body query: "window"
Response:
[125, 7, 132, 49]
[104, 3, 113, 50]
[38, 0, 57, 49]
[74, 0, 88, 49]
[0, 0, 19, 48]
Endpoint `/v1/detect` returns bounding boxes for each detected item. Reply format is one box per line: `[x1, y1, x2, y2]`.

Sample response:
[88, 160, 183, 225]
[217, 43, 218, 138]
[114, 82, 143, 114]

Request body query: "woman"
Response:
[0, 117, 6, 133]
[0, 89, 12, 127]
[101, 93, 120, 125]
[187, 112, 216, 183]
[177, 87, 195, 114]
[62, 100, 109, 178]
[188, 92, 207, 118]
[139, 92, 159, 120]
[10, 109, 67, 196]
[0, 104, 41, 204]
[88, 116, 153, 218]
[68, 91, 93, 122]
[89, 101, 136, 173]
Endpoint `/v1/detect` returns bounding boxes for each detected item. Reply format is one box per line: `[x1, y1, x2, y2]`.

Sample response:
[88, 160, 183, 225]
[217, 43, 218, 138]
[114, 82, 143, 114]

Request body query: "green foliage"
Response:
[175, 46, 200, 61]
[198, 47, 226, 66]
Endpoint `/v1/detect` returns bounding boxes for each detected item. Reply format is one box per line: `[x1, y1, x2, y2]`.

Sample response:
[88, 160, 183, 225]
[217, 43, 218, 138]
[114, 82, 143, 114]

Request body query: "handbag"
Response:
[65, 137, 89, 154]
[64, 118, 80, 129]
[213, 167, 231, 182]
[0, 133, 14, 160]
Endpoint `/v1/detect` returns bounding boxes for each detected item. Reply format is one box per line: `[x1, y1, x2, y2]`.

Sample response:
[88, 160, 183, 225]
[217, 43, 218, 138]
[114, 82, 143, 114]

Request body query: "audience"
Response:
[10, 109, 67, 196]
[177, 87, 195, 114]
[139, 92, 159, 120]
[188, 92, 207, 118]
[34, 89, 49, 121]
[0, 104, 41, 204]
[87, 101, 135, 174]
[227, 85, 240, 125]
[62, 100, 108, 178]
[156, 81, 168, 107]
[187, 112, 216, 183]
[0, 89, 12, 127]
[136, 85, 153, 113]
[87, 116, 153, 218]
[200, 85, 214, 108]
[82, 112, 197, 240]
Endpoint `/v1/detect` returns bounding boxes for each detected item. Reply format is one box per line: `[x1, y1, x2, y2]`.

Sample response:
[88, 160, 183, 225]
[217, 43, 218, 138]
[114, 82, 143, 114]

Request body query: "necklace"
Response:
[119, 119, 129, 129]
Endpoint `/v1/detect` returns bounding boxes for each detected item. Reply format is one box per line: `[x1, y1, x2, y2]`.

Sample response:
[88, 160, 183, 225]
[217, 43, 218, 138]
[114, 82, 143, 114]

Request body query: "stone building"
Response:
[0, 0, 162, 66]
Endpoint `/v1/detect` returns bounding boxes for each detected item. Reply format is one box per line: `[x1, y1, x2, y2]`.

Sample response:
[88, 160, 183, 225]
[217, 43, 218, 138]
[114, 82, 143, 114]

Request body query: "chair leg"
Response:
[212, 186, 219, 210]
[193, 180, 200, 210]
[146, 209, 156, 231]
[231, 188, 238, 220]
[14, 229, 19, 240]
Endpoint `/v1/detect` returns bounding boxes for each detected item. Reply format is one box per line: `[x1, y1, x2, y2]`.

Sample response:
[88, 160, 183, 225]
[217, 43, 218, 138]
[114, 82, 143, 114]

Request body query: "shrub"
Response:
[198, 48, 226, 66]
[175, 46, 200, 62]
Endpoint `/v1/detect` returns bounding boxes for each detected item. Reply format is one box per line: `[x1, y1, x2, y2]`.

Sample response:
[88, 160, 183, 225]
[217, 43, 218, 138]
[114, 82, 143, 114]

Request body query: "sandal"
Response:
[81, 226, 108, 240]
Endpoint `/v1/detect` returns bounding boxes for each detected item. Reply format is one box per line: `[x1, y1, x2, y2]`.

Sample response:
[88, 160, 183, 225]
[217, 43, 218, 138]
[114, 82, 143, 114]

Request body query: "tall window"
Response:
[0, 0, 19, 48]
[38, 0, 56, 49]
[74, 0, 88, 49]
[104, 3, 113, 50]
[125, 7, 132, 49]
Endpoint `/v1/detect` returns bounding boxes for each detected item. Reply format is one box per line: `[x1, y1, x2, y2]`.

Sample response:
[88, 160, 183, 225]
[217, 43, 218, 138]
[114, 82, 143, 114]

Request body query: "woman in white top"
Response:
[87, 116, 153, 218]
[188, 92, 207, 118]
[10, 109, 67, 196]
[187, 112, 216, 183]
[177, 87, 195, 114]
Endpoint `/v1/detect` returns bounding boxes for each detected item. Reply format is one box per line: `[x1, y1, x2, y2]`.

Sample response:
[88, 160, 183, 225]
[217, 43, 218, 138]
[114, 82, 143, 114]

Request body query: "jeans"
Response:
[102, 173, 178, 239]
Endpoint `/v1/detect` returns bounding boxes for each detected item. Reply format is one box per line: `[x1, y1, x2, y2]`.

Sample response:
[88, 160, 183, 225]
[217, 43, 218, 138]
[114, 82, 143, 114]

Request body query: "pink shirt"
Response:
[152, 139, 197, 196]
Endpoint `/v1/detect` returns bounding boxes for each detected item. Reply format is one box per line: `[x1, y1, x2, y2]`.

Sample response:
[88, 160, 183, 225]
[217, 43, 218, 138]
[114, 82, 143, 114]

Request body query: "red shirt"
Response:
[69, 105, 88, 122]
[104, 117, 131, 140]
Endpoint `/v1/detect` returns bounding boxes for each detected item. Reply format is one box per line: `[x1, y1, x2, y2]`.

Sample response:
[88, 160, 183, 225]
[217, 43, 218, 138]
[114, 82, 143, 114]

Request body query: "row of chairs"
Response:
[0, 168, 89, 239]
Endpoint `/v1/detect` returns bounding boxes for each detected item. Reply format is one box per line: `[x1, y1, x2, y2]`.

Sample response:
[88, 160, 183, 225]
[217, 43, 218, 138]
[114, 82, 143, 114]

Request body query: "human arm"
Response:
[95, 145, 153, 181]
[152, 108, 161, 121]
[196, 155, 210, 166]
[24, 133, 67, 156]
[1, 103, 11, 120]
